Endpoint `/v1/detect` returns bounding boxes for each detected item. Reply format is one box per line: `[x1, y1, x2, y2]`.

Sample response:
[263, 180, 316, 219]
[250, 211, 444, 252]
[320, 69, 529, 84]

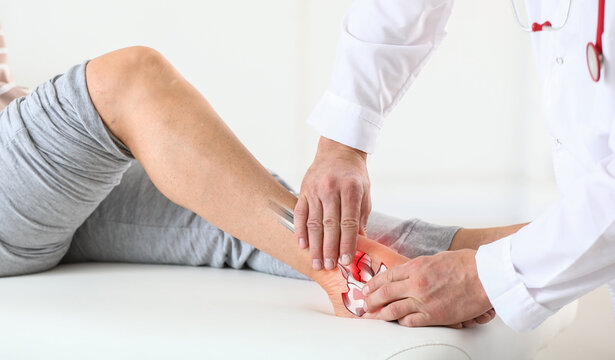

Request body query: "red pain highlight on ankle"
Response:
[338, 251, 387, 317]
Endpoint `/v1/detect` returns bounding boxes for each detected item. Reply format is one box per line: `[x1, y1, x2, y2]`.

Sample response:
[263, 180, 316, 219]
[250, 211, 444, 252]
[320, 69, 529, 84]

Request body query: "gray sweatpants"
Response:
[0, 61, 459, 279]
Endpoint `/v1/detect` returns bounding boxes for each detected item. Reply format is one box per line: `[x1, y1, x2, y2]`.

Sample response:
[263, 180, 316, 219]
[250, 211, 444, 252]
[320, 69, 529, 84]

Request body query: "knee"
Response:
[88, 46, 171, 94]
[114, 46, 170, 80]
[86, 46, 176, 137]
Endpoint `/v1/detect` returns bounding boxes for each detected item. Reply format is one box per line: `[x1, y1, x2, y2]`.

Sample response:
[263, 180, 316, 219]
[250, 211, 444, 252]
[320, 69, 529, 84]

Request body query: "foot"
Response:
[0, 26, 29, 110]
[314, 235, 495, 328]
[313, 235, 410, 319]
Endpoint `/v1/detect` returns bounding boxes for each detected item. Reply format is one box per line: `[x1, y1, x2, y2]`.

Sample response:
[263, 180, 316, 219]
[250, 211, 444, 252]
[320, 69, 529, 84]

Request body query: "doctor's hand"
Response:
[363, 249, 493, 328]
[295, 136, 370, 271]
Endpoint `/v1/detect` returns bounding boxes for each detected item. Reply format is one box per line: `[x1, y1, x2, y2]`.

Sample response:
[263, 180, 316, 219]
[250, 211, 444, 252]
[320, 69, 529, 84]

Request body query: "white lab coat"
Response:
[308, 0, 615, 332]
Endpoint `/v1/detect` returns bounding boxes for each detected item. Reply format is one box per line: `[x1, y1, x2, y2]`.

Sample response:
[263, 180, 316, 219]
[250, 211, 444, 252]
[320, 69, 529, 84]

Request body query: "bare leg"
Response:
[85, 47, 409, 318]
[448, 223, 529, 251]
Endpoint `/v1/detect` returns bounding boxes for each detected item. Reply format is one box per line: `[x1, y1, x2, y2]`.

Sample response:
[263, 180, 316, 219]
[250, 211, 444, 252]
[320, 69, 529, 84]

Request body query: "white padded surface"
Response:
[0, 263, 577, 360]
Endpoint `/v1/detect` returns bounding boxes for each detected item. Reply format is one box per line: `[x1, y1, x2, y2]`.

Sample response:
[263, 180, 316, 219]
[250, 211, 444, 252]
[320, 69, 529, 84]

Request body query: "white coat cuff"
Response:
[307, 91, 383, 154]
[475, 236, 555, 332]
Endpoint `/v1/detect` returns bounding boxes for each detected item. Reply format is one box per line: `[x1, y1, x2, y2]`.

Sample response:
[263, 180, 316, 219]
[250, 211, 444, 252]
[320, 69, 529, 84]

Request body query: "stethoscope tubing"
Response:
[595, 0, 606, 53]
[512, 0, 606, 82]
[511, 0, 572, 32]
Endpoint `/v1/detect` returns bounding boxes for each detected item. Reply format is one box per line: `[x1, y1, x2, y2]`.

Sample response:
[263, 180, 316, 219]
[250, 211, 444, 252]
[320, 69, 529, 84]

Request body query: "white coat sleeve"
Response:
[307, 0, 455, 153]
[475, 153, 615, 332]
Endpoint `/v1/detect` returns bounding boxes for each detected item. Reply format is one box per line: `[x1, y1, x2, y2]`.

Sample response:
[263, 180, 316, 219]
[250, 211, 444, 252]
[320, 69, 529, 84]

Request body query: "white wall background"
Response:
[0, 0, 613, 357]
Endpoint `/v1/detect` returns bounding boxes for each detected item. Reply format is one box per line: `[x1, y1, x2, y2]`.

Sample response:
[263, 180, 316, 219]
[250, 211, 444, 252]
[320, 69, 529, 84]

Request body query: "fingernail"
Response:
[312, 259, 323, 270]
[362, 285, 370, 295]
[341, 254, 351, 265]
[362, 302, 369, 313]
[298, 238, 306, 248]
[324, 258, 335, 270]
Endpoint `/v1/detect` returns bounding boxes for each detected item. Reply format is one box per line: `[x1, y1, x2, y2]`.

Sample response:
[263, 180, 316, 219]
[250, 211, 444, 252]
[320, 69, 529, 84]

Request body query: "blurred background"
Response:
[0, 0, 613, 357]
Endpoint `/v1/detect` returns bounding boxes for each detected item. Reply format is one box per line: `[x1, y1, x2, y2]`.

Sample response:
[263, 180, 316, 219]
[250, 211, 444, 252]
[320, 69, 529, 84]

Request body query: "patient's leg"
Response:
[64, 161, 486, 321]
[448, 224, 528, 251]
[63, 162, 306, 277]
[0, 26, 29, 110]
[63, 162, 458, 282]
[85, 47, 409, 318]
[65, 160, 492, 324]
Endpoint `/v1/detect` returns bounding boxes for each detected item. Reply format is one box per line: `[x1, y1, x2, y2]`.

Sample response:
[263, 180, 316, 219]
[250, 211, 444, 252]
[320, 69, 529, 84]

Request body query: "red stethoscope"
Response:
[512, 0, 606, 82]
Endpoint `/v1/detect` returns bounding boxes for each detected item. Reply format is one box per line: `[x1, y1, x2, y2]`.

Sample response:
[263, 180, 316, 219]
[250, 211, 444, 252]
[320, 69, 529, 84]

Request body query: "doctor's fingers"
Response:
[461, 319, 479, 328]
[294, 195, 309, 250]
[359, 188, 371, 235]
[364, 277, 414, 312]
[372, 297, 422, 322]
[474, 309, 496, 325]
[305, 197, 325, 270]
[459, 309, 496, 328]
[461, 315, 488, 329]
[338, 182, 364, 266]
[364, 261, 412, 297]
[322, 195, 342, 270]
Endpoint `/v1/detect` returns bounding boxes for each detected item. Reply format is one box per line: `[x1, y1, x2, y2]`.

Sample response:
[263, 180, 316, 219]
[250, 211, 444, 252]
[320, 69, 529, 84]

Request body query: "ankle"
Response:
[449, 228, 493, 250]
[448, 223, 529, 251]
[314, 236, 410, 318]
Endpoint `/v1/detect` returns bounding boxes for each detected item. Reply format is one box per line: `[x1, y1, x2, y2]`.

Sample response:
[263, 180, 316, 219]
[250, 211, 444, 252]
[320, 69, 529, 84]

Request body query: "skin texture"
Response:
[296, 137, 371, 271]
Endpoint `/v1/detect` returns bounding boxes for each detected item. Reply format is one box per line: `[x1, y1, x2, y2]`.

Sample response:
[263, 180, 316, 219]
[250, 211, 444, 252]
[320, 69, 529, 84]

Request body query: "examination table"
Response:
[0, 263, 577, 360]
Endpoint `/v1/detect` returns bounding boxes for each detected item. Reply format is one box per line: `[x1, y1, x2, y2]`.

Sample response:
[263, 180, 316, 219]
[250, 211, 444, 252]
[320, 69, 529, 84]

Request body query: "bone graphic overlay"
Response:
[338, 251, 387, 317]
[268, 201, 387, 317]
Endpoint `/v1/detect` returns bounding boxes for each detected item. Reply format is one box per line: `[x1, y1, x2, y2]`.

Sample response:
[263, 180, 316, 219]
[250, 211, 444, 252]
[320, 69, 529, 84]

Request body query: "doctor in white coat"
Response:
[295, 0, 615, 332]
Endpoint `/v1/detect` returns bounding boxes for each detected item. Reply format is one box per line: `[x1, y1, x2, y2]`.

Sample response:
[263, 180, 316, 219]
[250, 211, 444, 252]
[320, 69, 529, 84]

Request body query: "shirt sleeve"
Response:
[307, 0, 455, 153]
[476, 153, 615, 332]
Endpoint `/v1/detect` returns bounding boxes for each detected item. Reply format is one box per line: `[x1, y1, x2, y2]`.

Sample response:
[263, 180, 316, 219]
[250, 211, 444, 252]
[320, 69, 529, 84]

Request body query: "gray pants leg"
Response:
[62, 162, 460, 280]
[0, 62, 133, 277]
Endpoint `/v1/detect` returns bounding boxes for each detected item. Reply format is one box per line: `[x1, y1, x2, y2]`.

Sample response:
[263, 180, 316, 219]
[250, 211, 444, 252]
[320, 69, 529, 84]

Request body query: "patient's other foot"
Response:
[0, 26, 29, 111]
[448, 224, 529, 251]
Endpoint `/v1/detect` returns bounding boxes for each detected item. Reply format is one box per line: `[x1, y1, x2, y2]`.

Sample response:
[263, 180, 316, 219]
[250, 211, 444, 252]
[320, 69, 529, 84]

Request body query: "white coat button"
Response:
[556, 57, 564, 65]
